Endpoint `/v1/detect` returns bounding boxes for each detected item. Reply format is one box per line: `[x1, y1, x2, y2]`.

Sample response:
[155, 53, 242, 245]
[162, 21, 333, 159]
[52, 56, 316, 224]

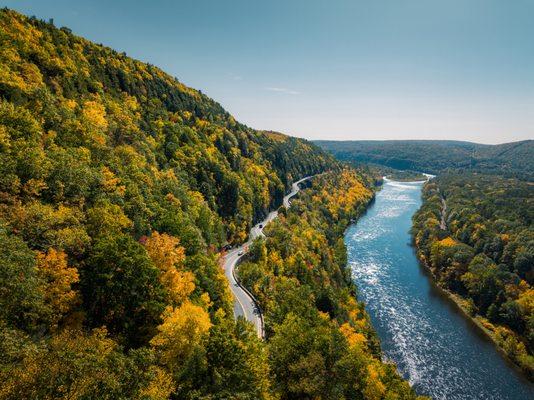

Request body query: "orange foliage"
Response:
[144, 231, 185, 271]
[438, 237, 457, 247]
[363, 363, 386, 400]
[340, 323, 367, 349]
[101, 166, 125, 195]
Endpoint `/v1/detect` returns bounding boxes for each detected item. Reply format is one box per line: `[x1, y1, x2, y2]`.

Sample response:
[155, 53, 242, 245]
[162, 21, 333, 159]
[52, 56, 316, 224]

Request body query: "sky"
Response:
[4, 0, 534, 144]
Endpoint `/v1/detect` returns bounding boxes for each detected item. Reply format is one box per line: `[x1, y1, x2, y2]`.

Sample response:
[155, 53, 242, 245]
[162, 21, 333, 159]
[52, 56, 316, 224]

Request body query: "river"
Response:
[345, 178, 534, 399]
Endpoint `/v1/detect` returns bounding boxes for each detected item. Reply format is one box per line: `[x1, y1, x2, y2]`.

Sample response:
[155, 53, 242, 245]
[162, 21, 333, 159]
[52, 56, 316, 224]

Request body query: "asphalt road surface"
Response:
[221, 176, 313, 338]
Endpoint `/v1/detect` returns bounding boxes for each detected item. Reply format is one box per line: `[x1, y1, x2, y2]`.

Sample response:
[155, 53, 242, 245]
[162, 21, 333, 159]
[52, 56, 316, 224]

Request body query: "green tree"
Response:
[82, 234, 166, 347]
[461, 255, 505, 314]
[0, 228, 45, 332]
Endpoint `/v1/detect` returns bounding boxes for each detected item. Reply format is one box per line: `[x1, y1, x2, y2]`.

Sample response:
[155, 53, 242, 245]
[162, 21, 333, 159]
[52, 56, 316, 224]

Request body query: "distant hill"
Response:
[315, 139, 534, 180]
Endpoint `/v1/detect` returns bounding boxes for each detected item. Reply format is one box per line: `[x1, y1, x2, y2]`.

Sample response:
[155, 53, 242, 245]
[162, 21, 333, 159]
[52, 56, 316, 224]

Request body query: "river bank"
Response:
[346, 178, 533, 399]
[412, 174, 534, 381]
[415, 250, 533, 381]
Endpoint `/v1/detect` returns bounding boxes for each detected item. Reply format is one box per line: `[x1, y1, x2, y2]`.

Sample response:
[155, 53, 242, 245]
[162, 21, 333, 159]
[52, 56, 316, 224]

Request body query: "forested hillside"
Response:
[238, 170, 423, 399]
[316, 140, 534, 180]
[412, 173, 533, 377]
[0, 9, 421, 399]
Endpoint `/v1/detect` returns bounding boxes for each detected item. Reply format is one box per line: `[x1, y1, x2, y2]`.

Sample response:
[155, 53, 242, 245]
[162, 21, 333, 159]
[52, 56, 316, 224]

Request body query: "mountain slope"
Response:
[0, 9, 423, 400]
[316, 139, 534, 180]
[0, 9, 337, 244]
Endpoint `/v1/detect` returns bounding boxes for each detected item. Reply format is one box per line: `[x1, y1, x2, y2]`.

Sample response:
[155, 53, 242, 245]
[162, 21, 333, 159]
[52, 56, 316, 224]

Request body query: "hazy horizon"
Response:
[5, 0, 533, 145]
[312, 138, 532, 145]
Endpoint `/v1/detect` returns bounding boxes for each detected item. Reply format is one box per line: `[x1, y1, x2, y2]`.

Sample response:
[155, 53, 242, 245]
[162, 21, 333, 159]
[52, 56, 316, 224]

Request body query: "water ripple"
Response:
[346, 180, 534, 400]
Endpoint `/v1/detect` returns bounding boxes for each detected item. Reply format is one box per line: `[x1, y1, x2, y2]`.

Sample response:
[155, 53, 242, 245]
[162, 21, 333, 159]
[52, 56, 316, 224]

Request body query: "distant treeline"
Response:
[316, 140, 534, 181]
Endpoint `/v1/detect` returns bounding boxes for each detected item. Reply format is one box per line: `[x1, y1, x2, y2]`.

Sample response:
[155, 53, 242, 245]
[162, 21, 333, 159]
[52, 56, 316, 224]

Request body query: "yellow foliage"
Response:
[340, 323, 367, 349]
[150, 303, 211, 369]
[318, 169, 372, 219]
[188, 190, 205, 204]
[101, 166, 125, 195]
[124, 94, 139, 111]
[363, 363, 386, 400]
[6, 202, 90, 254]
[139, 366, 175, 400]
[0, 327, 176, 399]
[145, 231, 186, 272]
[161, 269, 196, 305]
[20, 62, 43, 88]
[438, 237, 457, 247]
[82, 100, 108, 130]
[64, 99, 78, 110]
[517, 289, 534, 315]
[263, 131, 287, 142]
[195, 119, 209, 129]
[86, 202, 133, 236]
[36, 248, 79, 327]
[144, 232, 194, 304]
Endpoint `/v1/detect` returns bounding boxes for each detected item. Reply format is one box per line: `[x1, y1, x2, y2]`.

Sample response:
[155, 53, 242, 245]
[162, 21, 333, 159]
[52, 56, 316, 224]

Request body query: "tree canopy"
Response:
[412, 173, 534, 378]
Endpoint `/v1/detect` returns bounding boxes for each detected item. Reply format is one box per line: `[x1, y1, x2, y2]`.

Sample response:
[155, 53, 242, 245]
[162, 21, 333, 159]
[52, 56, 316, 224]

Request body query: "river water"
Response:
[345, 179, 534, 399]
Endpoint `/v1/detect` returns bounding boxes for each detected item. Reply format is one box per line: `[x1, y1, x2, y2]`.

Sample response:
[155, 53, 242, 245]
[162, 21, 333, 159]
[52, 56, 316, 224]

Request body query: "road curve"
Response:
[221, 175, 313, 338]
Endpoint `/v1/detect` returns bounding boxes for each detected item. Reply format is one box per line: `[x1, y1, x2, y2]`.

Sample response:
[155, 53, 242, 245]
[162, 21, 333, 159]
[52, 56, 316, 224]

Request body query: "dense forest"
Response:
[316, 140, 534, 181]
[0, 9, 421, 399]
[412, 173, 533, 378]
[238, 170, 424, 399]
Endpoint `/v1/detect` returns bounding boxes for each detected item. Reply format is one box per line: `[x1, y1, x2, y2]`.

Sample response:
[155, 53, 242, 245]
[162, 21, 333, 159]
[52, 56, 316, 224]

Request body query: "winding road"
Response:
[222, 175, 313, 338]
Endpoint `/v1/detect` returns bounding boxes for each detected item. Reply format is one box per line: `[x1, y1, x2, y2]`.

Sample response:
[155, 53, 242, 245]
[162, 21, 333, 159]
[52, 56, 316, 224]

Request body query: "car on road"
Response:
[259, 224, 263, 228]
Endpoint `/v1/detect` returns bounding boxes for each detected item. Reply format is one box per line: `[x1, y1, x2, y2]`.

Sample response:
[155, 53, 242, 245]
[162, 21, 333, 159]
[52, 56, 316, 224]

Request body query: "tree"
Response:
[499, 301, 524, 332]
[144, 231, 194, 305]
[86, 200, 132, 237]
[461, 255, 505, 314]
[173, 311, 273, 400]
[150, 302, 211, 372]
[218, 175, 240, 217]
[514, 242, 534, 284]
[0, 326, 175, 400]
[0, 228, 45, 332]
[35, 248, 79, 329]
[268, 313, 348, 399]
[82, 234, 166, 347]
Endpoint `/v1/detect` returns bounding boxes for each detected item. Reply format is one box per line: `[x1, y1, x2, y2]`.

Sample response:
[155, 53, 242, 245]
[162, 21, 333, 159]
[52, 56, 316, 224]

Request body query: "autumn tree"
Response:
[150, 302, 211, 372]
[35, 248, 79, 329]
[0, 327, 175, 400]
[144, 231, 194, 305]
[82, 234, 166, 347]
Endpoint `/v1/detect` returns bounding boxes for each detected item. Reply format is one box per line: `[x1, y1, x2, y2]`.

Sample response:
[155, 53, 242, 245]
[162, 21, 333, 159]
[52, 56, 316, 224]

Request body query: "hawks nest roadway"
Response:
[221, 176, 313, 338]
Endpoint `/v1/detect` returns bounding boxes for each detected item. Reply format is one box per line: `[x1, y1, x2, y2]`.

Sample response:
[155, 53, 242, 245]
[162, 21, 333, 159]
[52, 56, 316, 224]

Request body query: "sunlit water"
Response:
[345, 179, 534, 399]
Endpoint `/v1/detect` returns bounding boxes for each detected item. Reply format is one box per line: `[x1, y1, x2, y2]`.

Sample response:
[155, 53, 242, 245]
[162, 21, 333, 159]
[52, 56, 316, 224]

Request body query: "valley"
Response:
[0, 5, 532, 400]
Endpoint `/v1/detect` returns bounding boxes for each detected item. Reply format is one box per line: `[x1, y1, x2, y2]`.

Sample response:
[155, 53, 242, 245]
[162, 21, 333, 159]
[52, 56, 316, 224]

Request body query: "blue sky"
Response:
[4, 0, 534, 143]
